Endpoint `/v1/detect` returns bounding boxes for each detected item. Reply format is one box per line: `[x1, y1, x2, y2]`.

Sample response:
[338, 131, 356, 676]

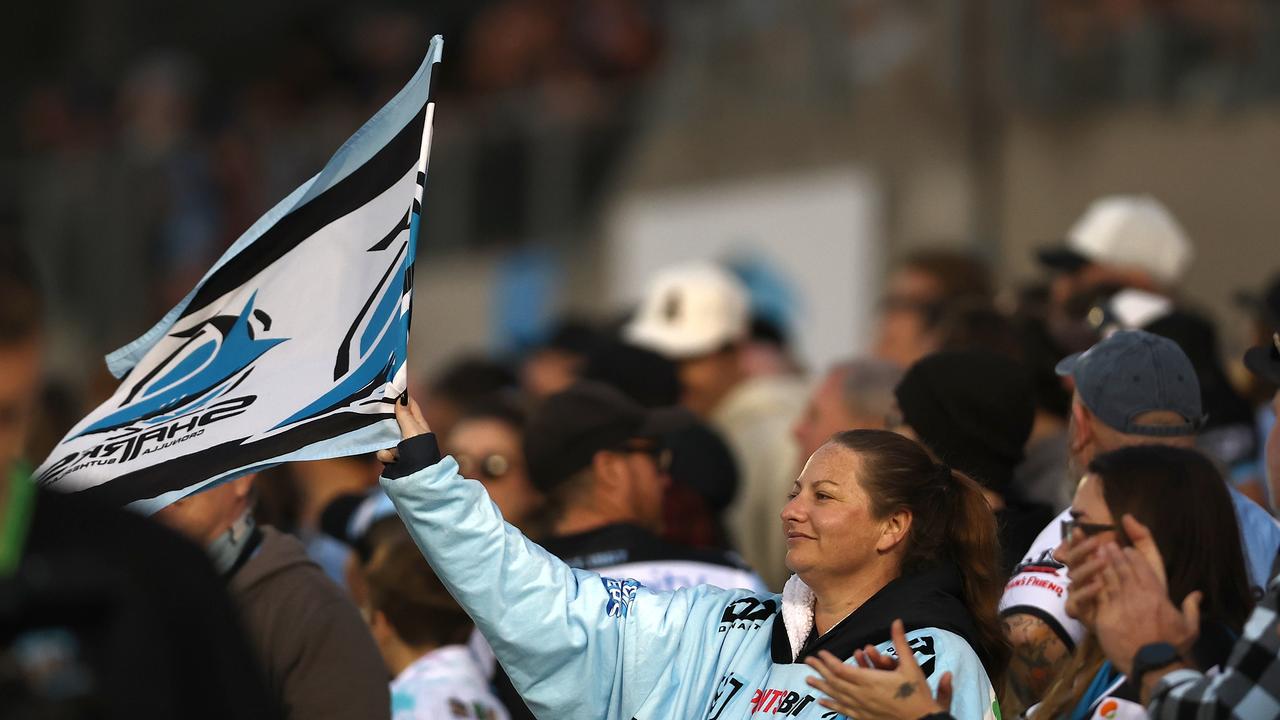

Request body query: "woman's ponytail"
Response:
[940, 466, 1010, 686]
[831, 430, 1011, 687]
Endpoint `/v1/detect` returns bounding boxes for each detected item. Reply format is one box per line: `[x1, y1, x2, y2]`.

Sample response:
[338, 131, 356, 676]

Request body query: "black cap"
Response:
[894, 351, 1035, 495]
[523, 381, 691, 493]
[1245, 332, 1280, 386]
[582, 341, 681, 408]
[1037, 246, 1091, 274]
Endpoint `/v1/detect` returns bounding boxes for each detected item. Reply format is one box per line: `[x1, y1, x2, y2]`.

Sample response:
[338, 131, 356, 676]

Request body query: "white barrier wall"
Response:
[606, 168, 884, 373]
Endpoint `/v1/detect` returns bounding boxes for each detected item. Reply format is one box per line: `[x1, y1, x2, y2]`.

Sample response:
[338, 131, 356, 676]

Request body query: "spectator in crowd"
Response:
[999, 330, 1280, 712]
[2, 238, 279, 718]
[422, 355, 518, 441]
[378, 396, 1009, 719]
[496, 380, 764, 718]
[1034, 446, 1253, 719]
[1037, 195, 1192, 355]
[1072, 324, 1280, 719]
[522, 381, 762, 591]
[740, 315, 804, 379]
[792, 358, 903, 461]
[584, 339, 740, 549]
[935, 297, 1077, 513]
[318, 487, 409, 612]
[363, 536, 509, 720]
[806, 445, 1255, 720]
[890, 350, 1055, 576]
[520, 318, 605, 400]
[154, 475, 392, 720]
[873, 248, 994, 369]
[625, 261, 806, 590]
[1087, 287, 1264, 505]
[444, 394, 545, 534]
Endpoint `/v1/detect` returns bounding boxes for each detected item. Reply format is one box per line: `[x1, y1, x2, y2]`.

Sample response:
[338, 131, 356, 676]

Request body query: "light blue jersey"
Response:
[391, 645, 508, 720]
[382, 445, 999, 719]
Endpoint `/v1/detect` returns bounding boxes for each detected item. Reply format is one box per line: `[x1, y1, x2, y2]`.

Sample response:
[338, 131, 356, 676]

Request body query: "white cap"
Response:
[1063, 195, 1193, 285]
[624, 262, 750, 360]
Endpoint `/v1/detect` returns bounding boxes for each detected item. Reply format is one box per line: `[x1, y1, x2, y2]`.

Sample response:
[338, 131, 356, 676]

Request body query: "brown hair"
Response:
[830, 429, 1010, 686]
[901, 249, 994, 305]
[364, 537, 472, 648]
[1036, 445, 1254, 719]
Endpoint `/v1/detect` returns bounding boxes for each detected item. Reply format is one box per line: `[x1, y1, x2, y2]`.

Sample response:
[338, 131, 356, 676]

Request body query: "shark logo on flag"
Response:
[35, 36, 444, 514]
[74, 292, 285, 438]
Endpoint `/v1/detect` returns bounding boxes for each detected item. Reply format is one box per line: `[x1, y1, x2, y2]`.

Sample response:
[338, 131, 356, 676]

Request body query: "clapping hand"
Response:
[804, 619, 952, 720]
[1090, 515, 1200, 676]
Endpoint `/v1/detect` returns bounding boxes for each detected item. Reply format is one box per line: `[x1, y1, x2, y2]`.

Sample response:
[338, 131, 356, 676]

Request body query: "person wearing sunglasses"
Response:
[999, 330, 1280, 714]
[445, 395, 545, 535]
[490, 381, 764, 719]
[795, 445, 1254, 720]
[1027, 445, 1254, 719]
[378, 390, 1008, 720]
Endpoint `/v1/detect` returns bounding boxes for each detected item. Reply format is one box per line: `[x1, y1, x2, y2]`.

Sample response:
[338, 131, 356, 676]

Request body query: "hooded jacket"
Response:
[229, 526, 391, 720]
[382, 435, 1000, 719]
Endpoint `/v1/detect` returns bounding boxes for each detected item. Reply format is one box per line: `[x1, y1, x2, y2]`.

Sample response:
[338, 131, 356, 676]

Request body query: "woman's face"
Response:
[780, 444, 891, 582]
[1053, 473, 1117, 566]
[447, 418, 544, 529]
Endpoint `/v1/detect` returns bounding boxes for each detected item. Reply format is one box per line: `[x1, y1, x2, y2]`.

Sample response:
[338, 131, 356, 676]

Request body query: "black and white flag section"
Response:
[35, 37, 444, 514]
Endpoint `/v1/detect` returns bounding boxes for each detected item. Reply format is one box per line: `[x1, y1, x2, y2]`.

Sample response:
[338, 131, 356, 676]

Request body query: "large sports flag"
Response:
[35, 36, 444, 514]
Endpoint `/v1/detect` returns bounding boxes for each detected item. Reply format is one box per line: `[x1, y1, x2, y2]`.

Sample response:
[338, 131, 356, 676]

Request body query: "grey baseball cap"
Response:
[1056, 329, 1205, 436]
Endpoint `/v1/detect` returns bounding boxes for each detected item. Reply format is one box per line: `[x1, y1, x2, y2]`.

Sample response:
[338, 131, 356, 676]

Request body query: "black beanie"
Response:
[894, 350, 1035, 496]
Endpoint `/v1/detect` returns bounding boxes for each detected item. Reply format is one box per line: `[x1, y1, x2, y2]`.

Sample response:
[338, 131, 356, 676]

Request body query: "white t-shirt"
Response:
[1002, 490, 1280, 651]
[999, 509, 1084, 648]
[391, 645, 510, 720]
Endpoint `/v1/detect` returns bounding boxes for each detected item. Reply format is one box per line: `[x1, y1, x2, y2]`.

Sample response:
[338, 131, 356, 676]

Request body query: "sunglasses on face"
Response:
[456, 453, 514, 482]
[1060, 518, 1119, 544]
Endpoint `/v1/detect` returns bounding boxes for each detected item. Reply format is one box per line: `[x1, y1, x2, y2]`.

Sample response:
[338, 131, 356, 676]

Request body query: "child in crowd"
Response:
[363, 536, 509, 720]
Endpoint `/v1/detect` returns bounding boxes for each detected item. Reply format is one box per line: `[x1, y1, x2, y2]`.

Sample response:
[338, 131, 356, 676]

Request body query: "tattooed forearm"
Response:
[1003, 614, 1070, 709]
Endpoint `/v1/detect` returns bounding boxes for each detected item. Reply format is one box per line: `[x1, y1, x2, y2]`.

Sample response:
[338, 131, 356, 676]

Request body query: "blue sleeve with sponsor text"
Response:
[381, 454, 757, 719]
[871, 629, 999, 720]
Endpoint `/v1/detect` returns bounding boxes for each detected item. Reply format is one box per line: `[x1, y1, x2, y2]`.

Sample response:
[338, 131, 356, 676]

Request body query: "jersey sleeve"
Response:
[380, 437, 752, 720]
[871, 628, 999, 720]
[998, 509, 1087, 649]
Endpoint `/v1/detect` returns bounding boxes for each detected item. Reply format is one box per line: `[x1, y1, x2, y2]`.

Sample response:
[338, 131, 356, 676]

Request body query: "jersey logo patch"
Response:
[884, 635, 938, 677]
[603, 577, 641, 618]
[718, 597, 777, 632]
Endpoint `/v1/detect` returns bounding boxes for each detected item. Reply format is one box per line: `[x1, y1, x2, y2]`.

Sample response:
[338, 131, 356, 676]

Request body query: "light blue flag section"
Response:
[35, 36, 444, 514]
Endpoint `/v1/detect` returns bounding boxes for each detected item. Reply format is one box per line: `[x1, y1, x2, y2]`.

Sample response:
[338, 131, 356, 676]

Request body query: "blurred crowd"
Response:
[14, 1, 661, 390]
[7, 2, 1280, 718]
[4, 189, 1280, 719]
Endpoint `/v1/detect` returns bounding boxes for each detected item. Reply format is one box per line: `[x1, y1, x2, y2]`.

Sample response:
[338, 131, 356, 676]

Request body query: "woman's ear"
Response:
[876, 509, 912, 553]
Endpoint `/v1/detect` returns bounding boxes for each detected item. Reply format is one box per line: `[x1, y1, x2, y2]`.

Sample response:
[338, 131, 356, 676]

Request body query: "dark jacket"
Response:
[5, 489, 279, 719]
[230, 526, 391, 720]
